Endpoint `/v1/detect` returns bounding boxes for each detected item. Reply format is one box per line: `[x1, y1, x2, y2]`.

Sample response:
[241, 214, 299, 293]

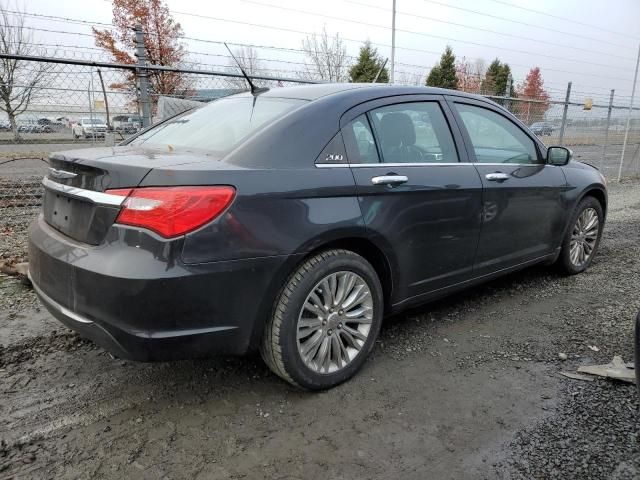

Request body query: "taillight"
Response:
[105, 186, 235, 238]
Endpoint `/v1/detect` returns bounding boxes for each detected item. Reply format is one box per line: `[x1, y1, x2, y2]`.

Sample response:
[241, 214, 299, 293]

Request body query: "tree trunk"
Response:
[7, 109, 20, 142]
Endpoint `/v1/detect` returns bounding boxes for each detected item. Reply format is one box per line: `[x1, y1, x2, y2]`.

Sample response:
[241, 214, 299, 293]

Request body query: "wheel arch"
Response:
[580, 186, 607, 218]
[247, 234, 397, 352]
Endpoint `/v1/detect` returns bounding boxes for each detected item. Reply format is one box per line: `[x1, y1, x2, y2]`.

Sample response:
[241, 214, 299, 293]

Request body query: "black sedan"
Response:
[28, 84, 607, 390]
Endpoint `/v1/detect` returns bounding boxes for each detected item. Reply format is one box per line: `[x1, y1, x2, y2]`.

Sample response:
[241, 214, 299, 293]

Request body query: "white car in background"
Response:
[73, 118, 108, 139]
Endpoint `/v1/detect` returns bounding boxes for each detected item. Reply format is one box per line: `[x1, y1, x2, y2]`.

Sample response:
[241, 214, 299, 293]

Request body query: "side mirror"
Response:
[547, 146, 572, 166]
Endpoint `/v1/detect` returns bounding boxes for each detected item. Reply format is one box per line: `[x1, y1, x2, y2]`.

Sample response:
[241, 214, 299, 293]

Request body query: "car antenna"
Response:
[373, 58, 388, 83]
[224, 43, 269, 96]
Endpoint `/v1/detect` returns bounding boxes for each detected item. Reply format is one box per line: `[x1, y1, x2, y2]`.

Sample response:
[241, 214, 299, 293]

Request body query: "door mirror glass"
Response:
[547, 146, 572, 165]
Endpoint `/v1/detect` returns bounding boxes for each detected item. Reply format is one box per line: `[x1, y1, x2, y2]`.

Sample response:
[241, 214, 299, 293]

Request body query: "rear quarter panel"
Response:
[141, 164, 364, 264]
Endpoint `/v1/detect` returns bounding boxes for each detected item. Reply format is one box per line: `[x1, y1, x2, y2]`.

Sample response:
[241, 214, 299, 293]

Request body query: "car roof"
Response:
[237, 83, 495, 104]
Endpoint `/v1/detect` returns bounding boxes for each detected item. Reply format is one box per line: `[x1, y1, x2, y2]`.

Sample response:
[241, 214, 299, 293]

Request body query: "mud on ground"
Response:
[1, 181, 639, 479]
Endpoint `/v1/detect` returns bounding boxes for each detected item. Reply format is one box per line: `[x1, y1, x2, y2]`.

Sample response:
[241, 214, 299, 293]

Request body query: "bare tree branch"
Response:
[0, 0, 51, 141]
[300, 26, 349, 82]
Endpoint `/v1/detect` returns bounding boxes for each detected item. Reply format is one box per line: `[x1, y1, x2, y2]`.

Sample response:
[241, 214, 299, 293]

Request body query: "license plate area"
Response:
[43, 189, 96, 241]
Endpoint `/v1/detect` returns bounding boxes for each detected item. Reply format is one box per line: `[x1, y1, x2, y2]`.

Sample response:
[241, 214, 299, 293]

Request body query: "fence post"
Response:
[558, 81, 572, 145]
[134, 25, 152, 128]
[617, 42, 640, 182]
[600, 89, 615, 170]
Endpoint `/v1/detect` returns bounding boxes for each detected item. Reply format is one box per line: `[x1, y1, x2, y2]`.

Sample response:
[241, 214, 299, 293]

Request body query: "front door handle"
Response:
[371, 175, 409, 186]
[485, 172, 510, 182]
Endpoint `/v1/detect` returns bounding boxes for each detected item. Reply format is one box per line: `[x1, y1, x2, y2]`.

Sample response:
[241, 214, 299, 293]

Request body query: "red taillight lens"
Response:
[106, 186, 236, 238]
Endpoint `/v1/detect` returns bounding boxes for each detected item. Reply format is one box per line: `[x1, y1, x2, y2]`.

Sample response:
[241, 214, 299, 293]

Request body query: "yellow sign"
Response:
[94, 100, 105, 109]
[584, 98, 593, 110]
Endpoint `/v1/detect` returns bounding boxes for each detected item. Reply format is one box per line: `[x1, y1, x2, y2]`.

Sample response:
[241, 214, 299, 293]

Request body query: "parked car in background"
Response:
[530, 122, 554, 136]
[73, 118, 108, 139]
[29, 84, 607, 390]
[112, 115, 142, 135]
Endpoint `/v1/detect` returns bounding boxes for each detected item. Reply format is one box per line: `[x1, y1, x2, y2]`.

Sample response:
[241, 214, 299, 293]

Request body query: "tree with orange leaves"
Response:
[455, 57, 482, 93]
[515, 67, 550, 124]
[93, 0, 188, 97]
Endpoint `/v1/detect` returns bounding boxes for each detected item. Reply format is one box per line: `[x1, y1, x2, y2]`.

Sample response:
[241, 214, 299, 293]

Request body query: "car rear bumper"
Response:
[28, 215, 292, 361]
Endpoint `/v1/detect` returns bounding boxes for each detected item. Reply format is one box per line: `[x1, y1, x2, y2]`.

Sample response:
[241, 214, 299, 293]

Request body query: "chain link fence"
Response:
[0, 53, 638, 269]
[0, 55, 315, 268]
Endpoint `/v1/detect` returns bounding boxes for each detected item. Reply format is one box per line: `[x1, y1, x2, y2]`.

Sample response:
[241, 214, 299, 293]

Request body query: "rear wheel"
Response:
[261, 249, 383, 390]
[557, 196, 603, 274]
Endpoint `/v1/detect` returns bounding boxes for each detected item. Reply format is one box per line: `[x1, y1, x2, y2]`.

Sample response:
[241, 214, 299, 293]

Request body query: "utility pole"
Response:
[390, 0, 396, 84]
[134, 25, 152, 128]
[558, 81, 572, 144]
[617, 42, 640, 182]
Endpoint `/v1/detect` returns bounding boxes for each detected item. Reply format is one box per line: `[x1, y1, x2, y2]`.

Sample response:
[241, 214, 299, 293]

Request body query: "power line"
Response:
[485, 0, 640, 41]
[2, 9, 114, 28]
[172, 6, 634, 74]
[5, 7, 638, 87]
[178, 34, 637, 84]
[2, 24, 95, 38]
[345, 0, 636, 62]
[419, 0, 636, 51]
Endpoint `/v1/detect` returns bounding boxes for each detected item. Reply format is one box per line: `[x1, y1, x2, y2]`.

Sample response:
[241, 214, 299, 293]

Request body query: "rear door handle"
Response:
[485, 172, 510, 182]
[371, 175, 409, 186]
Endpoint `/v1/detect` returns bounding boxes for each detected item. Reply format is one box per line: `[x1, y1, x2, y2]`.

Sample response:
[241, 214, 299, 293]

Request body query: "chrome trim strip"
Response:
[29, 271, 94, 324]
[48, 167, 77, 179]
[316, 162, 546, 168]
[42, 176, 126, 206]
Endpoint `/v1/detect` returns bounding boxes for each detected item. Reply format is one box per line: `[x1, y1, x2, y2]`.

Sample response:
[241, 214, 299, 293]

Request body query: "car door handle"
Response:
[371, 175, 409, 186]
[485, 172, 510, 182]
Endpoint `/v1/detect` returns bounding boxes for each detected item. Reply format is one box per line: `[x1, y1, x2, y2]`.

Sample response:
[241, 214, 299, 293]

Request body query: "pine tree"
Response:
[349, 40, 389, 83]
[426, 46, 458, 90]
[481, 59, 512, 96]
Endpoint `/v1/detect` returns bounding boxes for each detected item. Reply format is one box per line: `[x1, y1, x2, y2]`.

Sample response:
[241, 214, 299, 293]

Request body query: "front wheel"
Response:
[557, 196, 604, 275]
[261, 249, 383, 390]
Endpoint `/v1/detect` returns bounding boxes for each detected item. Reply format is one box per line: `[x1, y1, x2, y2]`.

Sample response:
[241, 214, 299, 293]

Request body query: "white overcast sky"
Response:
[13, 0, 640, 103]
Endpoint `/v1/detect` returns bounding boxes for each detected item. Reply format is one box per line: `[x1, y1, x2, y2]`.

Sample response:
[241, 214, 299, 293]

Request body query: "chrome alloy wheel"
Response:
[570, 207, 599, 266]
[296, 271, 373, 374]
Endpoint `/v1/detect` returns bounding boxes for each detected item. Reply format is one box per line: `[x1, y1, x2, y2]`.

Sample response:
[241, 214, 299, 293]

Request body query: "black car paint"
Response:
[28, 84, 607, 361]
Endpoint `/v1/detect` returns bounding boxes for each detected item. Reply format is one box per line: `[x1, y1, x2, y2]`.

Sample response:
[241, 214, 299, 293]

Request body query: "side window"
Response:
[368, 102, 458, 163]
[343, 115, 380, 164]
[454, 103, 540, 164]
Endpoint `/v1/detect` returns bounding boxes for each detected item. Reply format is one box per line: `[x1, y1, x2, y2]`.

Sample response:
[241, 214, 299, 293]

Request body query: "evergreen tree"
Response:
[481, 58, 512, 96]
[349, 40, 389, 83]
[426, 46, 458, 89]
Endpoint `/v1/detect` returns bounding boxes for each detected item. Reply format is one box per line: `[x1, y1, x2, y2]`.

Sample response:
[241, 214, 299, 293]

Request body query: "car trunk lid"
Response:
[43, 146, 216, 244]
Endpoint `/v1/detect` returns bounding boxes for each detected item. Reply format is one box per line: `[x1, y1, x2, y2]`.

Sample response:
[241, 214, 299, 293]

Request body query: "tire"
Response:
[557, 196, 604, 275]
[261, 249, 383, 390]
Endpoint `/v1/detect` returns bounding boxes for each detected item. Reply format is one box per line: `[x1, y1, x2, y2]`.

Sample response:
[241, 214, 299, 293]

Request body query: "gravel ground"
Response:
[0, 180, 639, 479]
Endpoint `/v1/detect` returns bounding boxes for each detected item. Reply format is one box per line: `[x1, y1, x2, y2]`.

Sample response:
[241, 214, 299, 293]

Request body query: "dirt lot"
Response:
[1, 181, 639, 480]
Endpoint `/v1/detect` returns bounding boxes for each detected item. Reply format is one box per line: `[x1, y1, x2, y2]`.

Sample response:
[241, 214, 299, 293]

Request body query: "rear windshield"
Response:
[130, 96, 306, 154]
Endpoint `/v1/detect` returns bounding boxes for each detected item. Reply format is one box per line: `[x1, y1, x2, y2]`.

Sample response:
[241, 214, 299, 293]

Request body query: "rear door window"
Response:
[368, 102, 458, 163]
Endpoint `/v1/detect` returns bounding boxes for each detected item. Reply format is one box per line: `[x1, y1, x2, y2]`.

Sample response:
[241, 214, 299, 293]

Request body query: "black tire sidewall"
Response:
[278, 252, 383, 390]
[559, 196, 604, 274]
